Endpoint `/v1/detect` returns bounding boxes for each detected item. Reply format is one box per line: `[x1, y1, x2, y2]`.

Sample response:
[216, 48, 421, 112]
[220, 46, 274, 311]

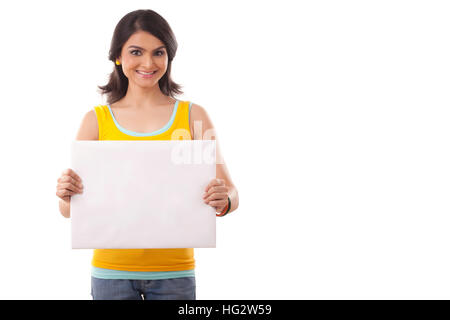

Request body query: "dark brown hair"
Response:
[98, 9, 183, 104]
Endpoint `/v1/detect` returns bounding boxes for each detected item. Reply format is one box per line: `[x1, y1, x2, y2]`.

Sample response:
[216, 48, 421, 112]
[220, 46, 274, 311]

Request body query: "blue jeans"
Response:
[91, 276, 196, 300]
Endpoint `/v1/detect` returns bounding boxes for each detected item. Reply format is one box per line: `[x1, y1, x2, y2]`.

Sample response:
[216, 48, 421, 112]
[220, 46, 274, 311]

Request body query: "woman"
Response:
[55, 9, 239, 300]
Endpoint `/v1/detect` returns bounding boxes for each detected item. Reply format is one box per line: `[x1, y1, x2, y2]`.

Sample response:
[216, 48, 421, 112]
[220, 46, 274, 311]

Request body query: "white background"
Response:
[0, 0, 449, 299]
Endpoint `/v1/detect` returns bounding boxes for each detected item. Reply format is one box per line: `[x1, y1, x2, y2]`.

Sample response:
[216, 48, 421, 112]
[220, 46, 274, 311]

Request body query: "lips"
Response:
[136, 70, 157, 75]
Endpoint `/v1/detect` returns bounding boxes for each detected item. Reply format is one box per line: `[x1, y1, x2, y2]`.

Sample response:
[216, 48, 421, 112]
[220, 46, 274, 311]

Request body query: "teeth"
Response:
[137, 70, 156, 75]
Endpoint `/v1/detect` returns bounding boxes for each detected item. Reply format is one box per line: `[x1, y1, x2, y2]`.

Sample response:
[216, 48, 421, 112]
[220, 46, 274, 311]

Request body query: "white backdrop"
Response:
[0, 0, 449, 299]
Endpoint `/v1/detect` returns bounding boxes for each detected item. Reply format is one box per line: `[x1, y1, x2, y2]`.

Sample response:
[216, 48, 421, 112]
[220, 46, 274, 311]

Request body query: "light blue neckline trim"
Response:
[188, 101, 192, 124]
[91, 266, 195, 280]
[106, 100, 179, 137]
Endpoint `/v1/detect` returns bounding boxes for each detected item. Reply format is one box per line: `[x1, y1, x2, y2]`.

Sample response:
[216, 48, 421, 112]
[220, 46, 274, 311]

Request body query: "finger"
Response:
[56, 189, 74, 197]
[62, 189, 76, 197]
[56, 189, 76, 199]
[204, 192, 228, 202]
[56, 188, 81, 198]
[205, 179, 226, 193]
[203, 186, 228, 199]
[57, 182, 80, 193]
[62, 168, 82, 182]
[60, 175, 83, 188]
[208, 199, 228, 208]
[56, 191, 72, 202]
[58, 182, 83, 193]
[204, 178, 225, 192]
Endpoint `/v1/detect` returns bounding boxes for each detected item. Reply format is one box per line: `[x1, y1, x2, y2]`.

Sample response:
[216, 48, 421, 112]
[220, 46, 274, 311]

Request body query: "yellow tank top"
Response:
[91, 100, 194, 271]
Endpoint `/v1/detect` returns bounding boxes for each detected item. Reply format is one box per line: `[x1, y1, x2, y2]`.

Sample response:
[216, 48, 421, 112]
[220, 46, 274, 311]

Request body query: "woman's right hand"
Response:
[56, 168, 83, 202]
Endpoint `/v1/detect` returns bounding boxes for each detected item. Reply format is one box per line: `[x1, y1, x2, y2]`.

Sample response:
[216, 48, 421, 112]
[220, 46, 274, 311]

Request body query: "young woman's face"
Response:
[117, 30, 168, 89]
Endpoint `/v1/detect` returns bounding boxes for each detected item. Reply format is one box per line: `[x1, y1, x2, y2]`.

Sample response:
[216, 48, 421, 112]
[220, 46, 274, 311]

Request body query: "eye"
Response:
[155, 50, 165, 56]
[130, 49, 141, 56]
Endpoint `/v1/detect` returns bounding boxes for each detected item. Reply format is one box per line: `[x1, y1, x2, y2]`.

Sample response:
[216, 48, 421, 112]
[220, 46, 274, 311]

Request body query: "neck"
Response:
[121, 83, 172, 109]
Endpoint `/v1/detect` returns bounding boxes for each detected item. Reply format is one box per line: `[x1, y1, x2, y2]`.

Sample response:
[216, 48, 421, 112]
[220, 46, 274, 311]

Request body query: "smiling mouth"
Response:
[136, 70, 157, 75]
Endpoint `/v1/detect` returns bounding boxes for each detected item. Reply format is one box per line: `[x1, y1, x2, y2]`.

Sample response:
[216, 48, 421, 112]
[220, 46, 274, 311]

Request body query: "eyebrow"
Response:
[127, 45, 166, 51]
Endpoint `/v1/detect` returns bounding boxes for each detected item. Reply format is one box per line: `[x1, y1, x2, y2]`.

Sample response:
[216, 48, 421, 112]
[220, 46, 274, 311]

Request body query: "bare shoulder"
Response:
[189, 102, 216, 140]
[190, 103, 208, 118]
[76, 109, 99, 140]
[190, 103, 214, 127]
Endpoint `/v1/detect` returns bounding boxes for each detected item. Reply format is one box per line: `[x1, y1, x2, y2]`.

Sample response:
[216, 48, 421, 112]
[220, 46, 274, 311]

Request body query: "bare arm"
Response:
[190, 103, 239, 214]
[57, 110, 99, 218]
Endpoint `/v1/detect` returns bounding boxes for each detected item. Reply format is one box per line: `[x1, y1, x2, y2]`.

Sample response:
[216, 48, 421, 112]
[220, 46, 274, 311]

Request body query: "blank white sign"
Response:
[70, 140, 216, 249]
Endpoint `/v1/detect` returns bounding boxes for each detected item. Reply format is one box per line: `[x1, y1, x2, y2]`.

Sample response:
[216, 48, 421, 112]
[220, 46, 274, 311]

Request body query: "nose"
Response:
[140, 54, 154, 69]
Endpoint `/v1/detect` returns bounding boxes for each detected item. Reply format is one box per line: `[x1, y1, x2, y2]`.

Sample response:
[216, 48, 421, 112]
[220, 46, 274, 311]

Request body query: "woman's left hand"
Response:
[203, 178, 229, 213]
